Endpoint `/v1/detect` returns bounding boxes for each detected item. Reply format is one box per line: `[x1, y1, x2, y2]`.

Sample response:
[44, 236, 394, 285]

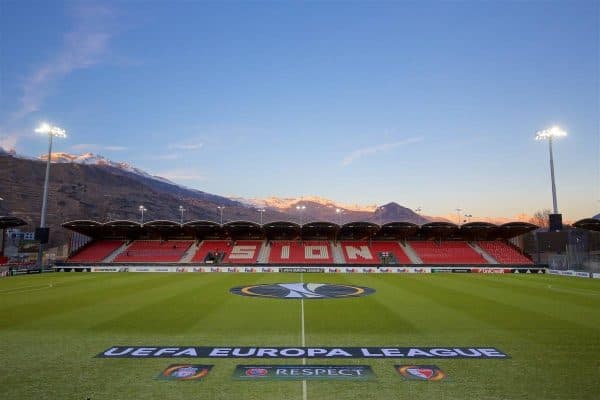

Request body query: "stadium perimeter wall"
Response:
[53, 264, 545, 274]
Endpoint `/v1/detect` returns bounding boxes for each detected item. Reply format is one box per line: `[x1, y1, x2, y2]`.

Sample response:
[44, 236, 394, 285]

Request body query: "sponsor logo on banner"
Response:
[230, 283, 375, 299]
[233, 365, 376, 381]
[157, 364, 213, 381]
[476, 268, 505, 274]
[261, 267, 275, 273]
[176, 267, 187, 273]
[244, 268, 256, 273]
[592, 273, 600, 279]
[575, 271, 590, 278]
[98, 346, 509, 359]
[395, 365, 446, 381]
[279, 267, 325, 273]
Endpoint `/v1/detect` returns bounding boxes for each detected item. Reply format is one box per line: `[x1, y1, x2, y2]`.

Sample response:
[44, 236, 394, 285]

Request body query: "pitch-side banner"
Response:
[97, 346, 509, 359]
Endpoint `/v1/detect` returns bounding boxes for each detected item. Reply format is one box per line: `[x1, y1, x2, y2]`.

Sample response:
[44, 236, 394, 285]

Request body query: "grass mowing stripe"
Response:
[428, 275, 600, 331]
[1, 273, 598, 400]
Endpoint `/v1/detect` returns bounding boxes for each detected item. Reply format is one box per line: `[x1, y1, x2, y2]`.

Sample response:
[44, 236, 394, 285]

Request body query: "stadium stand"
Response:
[190, 240, 263, 264]
[268, 240, 333, 264]
[0, 256, 8, 265]
[113, 240, 193, 263]
[68, 240, 124, 263]
[477, 241, 533, 264]
[340, 241, 412, 264]
[409, 241, 487, 264]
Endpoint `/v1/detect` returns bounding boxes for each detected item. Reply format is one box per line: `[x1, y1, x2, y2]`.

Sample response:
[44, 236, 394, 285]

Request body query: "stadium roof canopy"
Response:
[224, 221, 264, 240]
[301, 221, 339, 240]
[143, 220, 184, 239]
[263, 221, 301, 240]
[103, 220, 143, 239]
[338, 222, 379, 240]
[0, 216, 28, 230]
[459, 222, 498, 240]
[62, 220, 104, 238]
[373, 222, 419, 240]
[61, 219, 538, 240]
[182, 220, 226, 239]
[572, 218, 600, 232]
[419, 222, 459, 239]
[495, 222, 538, 238]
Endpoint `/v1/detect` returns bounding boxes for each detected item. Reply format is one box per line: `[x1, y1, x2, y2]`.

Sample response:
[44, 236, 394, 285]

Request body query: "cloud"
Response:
[168, 143, 203, 150]
[156, 169, 206, 182]
[13, 3, 117, 119]
[0, 126, 34, 152]
[0, 134, 18, 152]
[70, 143, 127, 152]
[341, 137, 424, 166]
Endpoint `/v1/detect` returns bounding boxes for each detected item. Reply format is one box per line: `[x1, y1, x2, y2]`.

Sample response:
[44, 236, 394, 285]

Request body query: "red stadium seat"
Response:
[268, 241, 333, 264]
[478, 241, 533, 264]
[68, 240, 124, 262]
[191, 240, 263, 264]
[340, 241, 411, 264]
[410, 241, 487, 264]
[113, 240, 193, 263]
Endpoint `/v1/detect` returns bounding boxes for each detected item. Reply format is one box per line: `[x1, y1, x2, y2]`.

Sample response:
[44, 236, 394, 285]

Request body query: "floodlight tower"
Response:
[296, 205, 306, 224]
[455, 208, 463, 226]
[217, 206, 225, 225]
[178, 205, 186, 224]
[139, 205, 147, 223]
[335, 208, 343, 225]
[257, 208, 266, 225]
[378, 206, 385, 226]
[535, 126, 567, 216]
[35, 123, 67, 269]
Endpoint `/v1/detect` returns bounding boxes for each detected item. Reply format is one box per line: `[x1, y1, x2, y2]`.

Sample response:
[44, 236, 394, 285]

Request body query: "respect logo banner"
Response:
[232, 365, 376, 381]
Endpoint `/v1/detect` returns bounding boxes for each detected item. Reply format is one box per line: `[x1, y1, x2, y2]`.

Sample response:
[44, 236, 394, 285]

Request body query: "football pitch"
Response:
[0, 272, 598, 400]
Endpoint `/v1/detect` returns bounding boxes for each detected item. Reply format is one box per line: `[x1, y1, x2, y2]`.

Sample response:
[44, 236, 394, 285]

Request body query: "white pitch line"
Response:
[0, 283, 57, 295]
[300, 272, 307, 400]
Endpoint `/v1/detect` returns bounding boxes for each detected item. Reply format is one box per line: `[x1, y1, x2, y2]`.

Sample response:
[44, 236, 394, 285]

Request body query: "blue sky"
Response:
[1, 1, 598, 220]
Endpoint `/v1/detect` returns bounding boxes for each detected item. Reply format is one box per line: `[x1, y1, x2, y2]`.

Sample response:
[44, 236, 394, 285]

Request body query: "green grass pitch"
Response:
[0, 272, 598, 399]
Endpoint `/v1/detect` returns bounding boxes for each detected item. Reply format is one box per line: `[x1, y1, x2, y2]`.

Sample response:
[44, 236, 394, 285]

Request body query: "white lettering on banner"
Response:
[281, 245, 290, 259]
[326, 349, 352, 357]
[209, 348, 231, 357]
[429, 348, 458, 357]
[345, 246, 373, 260]
[229, 245, 257, 259]
[305, 246, 328, 259]
[153, 348, 179, 356]
[132, 347, 156, 357]
[174, 348, 198, 357]
[104, 347, 133, 356]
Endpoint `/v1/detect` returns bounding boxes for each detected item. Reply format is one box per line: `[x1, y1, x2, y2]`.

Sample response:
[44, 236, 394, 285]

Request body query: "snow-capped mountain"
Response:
[230, 195, 379, 212]
[38, 152, 174, 184]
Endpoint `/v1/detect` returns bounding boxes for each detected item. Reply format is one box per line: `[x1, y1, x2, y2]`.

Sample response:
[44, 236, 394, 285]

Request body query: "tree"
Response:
[529, 209, 551, 229]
